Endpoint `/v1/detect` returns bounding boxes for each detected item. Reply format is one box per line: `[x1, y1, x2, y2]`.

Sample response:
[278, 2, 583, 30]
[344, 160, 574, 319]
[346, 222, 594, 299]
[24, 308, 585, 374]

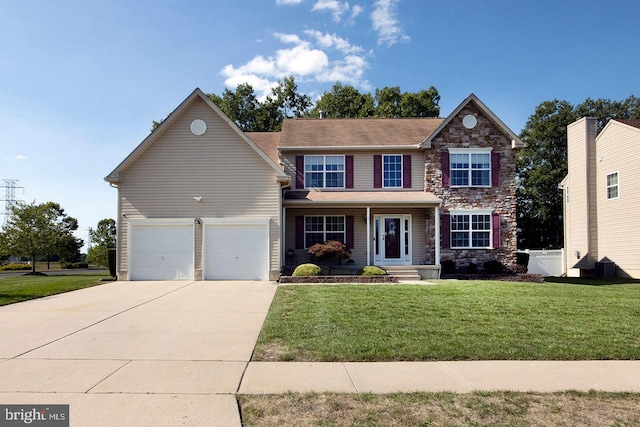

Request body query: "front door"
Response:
[384, 217, 402, 260]
[375, 215, 412, 264]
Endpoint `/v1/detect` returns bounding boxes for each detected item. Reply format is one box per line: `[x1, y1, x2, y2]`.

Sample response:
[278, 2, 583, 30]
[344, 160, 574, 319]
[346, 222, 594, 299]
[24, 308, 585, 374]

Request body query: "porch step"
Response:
[381, 266, 422, 281]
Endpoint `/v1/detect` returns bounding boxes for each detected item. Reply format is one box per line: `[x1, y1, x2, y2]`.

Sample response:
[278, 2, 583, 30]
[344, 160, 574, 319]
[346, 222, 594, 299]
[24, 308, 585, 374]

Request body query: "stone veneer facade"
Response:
[423, 102, 518, 270]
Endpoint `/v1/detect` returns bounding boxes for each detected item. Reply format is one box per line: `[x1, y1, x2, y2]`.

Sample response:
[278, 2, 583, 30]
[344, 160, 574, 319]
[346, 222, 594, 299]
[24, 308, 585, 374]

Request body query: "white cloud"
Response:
[220, 31, 370, 98]
[304, 30, 364, 55]
[275, 0, 304, 5]
[351, 5, 364, 19]
[312, 0, 350, 22]
[317, 54, 370, 89]
[16, 154, 27, 160]
[371, 0, 410, 46]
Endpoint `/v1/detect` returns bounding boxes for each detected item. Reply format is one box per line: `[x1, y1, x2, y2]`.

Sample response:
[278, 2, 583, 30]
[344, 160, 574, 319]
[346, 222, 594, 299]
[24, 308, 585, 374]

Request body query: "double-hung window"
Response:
[451, 211, 492, 249]
[304, 216, 345, 248]
[606, 172, 619, 199]
[383, 155, 403, 188]
[305, 155, 345, 189]
[449, 149, 491, 187]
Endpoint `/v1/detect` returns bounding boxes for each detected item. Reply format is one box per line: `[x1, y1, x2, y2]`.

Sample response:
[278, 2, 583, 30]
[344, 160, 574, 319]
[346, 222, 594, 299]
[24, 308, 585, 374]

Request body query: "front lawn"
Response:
[254, 280, 640, 361]
[0, 274, 110, 306]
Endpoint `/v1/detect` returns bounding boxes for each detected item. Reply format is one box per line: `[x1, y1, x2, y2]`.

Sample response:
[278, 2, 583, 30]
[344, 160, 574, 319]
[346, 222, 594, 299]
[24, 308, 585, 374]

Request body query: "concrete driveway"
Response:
[0, 280, 278, 426]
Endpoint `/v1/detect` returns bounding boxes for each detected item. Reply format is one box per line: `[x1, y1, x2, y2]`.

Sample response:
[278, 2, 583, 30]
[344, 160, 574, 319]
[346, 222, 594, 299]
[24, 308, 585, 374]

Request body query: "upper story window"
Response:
[383, 155, 403, 188]
[449, 149, 491, 187]
[305, 155, 345, 189]
[606, 172, 619, 199]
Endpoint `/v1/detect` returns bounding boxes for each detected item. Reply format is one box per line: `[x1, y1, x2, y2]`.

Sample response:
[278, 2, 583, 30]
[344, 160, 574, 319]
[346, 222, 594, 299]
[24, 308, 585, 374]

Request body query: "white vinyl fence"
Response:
[519, 249, 565, 277]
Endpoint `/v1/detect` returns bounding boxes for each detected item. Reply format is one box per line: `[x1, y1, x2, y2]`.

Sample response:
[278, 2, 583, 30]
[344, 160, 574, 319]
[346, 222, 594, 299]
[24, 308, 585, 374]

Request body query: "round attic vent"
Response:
[190, 119, 207, 136]
[462, 114, 477, 129]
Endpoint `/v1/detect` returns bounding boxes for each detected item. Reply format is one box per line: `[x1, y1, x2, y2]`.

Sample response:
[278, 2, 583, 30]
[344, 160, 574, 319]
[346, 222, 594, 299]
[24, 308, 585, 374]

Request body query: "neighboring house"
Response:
[106, 89, 523, 281]
[562, 117, 640, 278]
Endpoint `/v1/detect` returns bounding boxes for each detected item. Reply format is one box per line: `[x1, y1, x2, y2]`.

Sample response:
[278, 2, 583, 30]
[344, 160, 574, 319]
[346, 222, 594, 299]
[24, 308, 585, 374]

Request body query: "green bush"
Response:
[483, 260, 505, 274]
[60, 261, 89, 269]
[292, 263, 322, 277]
[441, 260, 457, 274]
[0, 263, 31, 271]
[358, 266, 387, 276]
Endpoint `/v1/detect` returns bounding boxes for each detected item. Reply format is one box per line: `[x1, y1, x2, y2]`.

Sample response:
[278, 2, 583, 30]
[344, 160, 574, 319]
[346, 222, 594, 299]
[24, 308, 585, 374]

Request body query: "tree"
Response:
[517, 96, 640, 248]
[309, 82, 375, 118]
[374, 86, 440, 118]
[0, 201, 83, 273]
[517, 100, 575, 248]
[86, 218, 116, 267]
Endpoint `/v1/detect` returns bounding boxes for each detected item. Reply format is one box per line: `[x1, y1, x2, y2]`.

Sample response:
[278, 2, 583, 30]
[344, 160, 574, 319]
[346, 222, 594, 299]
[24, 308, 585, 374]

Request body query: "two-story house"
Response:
[562, 117, 640, 278]
[106, 89, 523, 281]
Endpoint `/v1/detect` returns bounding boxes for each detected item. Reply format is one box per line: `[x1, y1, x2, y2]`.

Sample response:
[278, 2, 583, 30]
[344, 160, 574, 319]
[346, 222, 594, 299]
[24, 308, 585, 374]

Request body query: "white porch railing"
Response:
[519, 249, 565, 277]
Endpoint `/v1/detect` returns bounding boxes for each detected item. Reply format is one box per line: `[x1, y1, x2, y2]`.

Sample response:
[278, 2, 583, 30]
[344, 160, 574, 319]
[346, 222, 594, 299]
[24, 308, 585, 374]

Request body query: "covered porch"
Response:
[282, 190, 443, 279]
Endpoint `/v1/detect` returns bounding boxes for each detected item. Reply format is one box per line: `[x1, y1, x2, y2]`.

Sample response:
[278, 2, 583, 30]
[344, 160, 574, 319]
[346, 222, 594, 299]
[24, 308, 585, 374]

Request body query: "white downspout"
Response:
[435, 205, 441, 278]
[366, 206, 371, 266]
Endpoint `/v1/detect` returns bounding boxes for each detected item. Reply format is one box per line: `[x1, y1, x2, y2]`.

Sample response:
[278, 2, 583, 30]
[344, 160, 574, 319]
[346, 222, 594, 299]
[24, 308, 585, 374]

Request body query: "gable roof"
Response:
[277, 117, 444, 150]
[420, 94, 525, 149]
[246, 132, 281, 165]
[617, 119, 640, 130]
[105, 88, 290, 184]
[597, 118, 640, 142]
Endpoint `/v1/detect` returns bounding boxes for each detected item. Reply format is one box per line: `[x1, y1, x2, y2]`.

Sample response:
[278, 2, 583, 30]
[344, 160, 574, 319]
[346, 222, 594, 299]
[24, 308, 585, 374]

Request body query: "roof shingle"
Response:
[278, 117, 444, 148]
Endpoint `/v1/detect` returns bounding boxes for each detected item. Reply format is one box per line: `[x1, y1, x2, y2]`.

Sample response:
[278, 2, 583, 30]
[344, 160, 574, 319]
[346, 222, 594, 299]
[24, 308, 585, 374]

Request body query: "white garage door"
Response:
[130, 223, 194, 281]
[204, 222, 269, 280]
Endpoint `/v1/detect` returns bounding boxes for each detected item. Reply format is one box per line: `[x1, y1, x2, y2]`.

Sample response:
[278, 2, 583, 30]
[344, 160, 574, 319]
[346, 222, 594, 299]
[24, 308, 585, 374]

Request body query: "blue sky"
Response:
[1, 0, 639, 250]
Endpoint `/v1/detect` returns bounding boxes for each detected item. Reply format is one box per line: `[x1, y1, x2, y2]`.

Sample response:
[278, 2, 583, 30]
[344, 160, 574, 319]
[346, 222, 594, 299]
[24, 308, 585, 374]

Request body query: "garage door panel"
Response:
[204, 224, 268, 280]
[130, 224, 194, 281]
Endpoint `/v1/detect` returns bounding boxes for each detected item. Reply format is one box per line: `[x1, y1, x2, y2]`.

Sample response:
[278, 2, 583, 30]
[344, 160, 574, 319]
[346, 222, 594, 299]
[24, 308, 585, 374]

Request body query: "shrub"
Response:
[516, 252, 530, 273]
[60, 261, 89, 269]
[441, 260, 457, 274]
[292, 263, 322, 277]
[358, 266, 387, 276]
[483, 260, 505, 274]
[0, 263, 31, 271]
[465, 263, 478, 274]
[308, 240, 351, 264]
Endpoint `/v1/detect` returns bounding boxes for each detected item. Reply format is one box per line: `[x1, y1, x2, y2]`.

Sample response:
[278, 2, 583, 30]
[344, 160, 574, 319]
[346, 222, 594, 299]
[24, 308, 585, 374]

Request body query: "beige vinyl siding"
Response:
[565, 118, 597, 273]
[281, 151, 424, 190]
[284, 207, 428, 267]
[117, 97, 281, 278]
[595, 121, 640, 274]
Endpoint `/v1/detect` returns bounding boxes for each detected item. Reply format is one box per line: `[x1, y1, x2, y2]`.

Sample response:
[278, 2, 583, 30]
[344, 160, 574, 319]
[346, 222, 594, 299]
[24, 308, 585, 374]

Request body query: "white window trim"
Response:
[606, 171, 619, 200]
[448, 148, 493, 188]
[304, 155, 346, 189]
[304, 215, 346, 249]
[382, 154, 403, 188]
[449, 209, 493, 249]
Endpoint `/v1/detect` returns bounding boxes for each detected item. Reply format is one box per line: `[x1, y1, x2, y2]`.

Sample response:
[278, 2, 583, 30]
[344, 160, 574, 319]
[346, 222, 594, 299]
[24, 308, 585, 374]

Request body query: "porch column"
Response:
[366, 206, 371, 265]
[435, 205, 440, 267]
[282, 207, 286, 266]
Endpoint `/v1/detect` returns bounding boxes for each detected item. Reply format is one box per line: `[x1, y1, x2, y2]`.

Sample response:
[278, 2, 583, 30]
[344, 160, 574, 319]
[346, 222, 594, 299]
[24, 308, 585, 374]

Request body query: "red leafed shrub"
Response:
[308, 240, 351, 263]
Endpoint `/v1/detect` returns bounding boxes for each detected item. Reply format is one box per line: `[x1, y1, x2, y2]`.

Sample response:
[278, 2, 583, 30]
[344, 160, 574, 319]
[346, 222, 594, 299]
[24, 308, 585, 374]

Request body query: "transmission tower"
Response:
[2, 179, 24, 224]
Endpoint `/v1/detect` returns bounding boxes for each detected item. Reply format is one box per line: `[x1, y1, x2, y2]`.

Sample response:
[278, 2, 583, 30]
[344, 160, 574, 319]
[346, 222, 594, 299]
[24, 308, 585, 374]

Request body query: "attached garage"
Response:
[128, 220, 195, 281]
[203, 218, 270, 280]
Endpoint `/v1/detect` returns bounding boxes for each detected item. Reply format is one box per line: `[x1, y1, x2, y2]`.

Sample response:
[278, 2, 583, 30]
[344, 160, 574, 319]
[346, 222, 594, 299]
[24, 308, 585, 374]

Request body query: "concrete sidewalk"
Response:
[239, 360, 640, 394]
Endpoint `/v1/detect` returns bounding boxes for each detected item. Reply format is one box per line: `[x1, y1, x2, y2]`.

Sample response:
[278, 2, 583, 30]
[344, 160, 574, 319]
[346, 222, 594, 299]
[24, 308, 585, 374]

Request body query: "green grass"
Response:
[254, 280, 640, 361]
[0, 274, 110, 306]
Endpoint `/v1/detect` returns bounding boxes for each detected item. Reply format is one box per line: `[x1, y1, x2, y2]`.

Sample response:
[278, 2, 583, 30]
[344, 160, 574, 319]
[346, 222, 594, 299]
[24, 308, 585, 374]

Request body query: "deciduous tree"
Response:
[0, 201, 83, 273]
[87, 218, 116, 267]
